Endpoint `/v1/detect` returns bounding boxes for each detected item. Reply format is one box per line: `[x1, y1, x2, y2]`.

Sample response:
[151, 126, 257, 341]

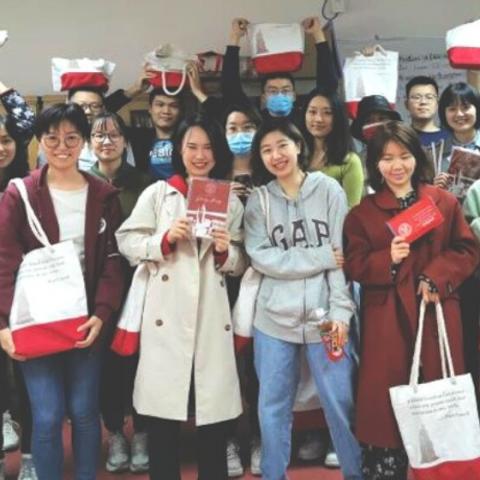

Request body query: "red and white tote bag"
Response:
[247, 23, 305, 74]
[9, 179, 89, 358]
[446, 19, 480, 70]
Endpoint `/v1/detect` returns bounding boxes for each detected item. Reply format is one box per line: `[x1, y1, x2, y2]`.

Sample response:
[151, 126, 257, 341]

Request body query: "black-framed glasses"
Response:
[91, 132, 123, 143]
[408, 94, 438, 103]
[42, 133, 83, 149]
[77, 102, 104, 112]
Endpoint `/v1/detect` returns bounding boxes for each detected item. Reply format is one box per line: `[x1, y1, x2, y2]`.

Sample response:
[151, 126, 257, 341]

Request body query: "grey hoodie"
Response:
[244, 171, 355, 343]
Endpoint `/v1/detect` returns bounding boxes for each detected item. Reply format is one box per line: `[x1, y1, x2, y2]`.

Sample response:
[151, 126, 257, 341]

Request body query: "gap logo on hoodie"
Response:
[271, 219, 330, 249]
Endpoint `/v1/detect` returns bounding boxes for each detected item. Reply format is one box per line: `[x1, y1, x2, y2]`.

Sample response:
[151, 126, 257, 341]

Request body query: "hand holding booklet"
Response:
[386, 196, 444, 243]
[186, 178, 231, 239]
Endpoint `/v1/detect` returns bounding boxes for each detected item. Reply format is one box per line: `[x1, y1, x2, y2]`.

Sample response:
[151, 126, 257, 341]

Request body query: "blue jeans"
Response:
[254, 328, 363, 480]
[20, 349, 101, 480]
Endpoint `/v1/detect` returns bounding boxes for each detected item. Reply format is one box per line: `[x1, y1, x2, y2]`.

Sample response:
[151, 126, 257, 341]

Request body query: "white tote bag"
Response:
[247, 23, 305, 74]
[9, 179, 88, 358]
[389, 301, 480, 479]
[446, 19, 480, 70]
[111, 181, 167, 356]
[343, 45, 399, 119]
[232, 186, 269, 342]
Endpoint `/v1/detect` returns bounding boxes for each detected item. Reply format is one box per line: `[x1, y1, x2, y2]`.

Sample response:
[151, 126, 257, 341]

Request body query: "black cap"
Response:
[350, 95, 401, 141]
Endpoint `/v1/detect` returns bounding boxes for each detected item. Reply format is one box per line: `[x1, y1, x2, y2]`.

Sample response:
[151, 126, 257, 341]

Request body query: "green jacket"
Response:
[464, 178, 480, 241]
[90, 161, 152, 219]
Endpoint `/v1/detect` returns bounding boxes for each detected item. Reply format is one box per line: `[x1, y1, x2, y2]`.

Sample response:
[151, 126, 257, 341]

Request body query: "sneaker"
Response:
[226, 439, 244, 477]
[18, 454, 38, 480]
[106, 432, 129, 473]
[297, 431, 326, 461]
[2, 411, 20, 452]
[0, 459, 5, 480]
[250, 437, 261, 476]
[324, 446, 340, 468]
[130, 432, 149, 473]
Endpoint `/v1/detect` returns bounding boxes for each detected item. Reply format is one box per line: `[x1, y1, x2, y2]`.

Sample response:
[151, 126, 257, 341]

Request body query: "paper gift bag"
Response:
[446, 19, 480, 70]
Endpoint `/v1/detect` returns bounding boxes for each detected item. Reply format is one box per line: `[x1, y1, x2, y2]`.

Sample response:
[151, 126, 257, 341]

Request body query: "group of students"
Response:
[0, 15, 480, 480]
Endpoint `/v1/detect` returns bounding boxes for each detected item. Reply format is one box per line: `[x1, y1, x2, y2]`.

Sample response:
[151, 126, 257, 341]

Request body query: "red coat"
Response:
[344, 183, 479, 448]
[0, 166, 126, 343]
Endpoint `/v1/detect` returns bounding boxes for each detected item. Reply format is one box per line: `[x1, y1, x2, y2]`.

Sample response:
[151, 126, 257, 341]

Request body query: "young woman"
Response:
[301, 87, 364, 208]
[343, 121, 479, 479]
[434, 81, 480, 188]
[89, 112, 152, 474]
[0, 103, 125, 480]
[0, 81, 36, 480]
[115, 114, 246, 480]
[244, 121, 362, 480]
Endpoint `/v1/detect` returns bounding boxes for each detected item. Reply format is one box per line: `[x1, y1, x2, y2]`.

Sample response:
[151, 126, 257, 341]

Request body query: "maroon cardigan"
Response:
[344, 183, 479, 448]
[0, 166, 126, 335]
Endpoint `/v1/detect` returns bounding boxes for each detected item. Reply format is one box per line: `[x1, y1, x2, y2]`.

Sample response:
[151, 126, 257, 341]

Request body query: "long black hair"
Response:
[0, 115, 29, 191]
[172, 113, 233, 179]
[300, 87, 353, 167]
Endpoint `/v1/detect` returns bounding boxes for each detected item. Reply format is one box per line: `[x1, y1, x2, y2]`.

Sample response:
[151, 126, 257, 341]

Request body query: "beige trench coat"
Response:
[116, 181, 245, 425]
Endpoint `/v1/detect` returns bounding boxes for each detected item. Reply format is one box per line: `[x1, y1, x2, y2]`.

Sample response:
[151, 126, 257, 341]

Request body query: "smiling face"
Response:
[259, 130, 301, 180]
[305, 95, 333, 139]
[445, 101, 477, 136]
[149, 94, 181, 133]
[181, 126, 215, 178]
[377, 141, 416, 194]
[0, 125, 16, 170]
[40, 121, 85, 172]
[91, 118, 126, 164]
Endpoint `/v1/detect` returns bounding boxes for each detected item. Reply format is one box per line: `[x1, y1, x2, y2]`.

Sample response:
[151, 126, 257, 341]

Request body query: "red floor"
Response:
[3, 419, 345, 480]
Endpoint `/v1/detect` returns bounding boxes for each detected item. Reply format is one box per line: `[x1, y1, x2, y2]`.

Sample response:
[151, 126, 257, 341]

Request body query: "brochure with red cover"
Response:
[186, 178, 231, 239]
[386, 196, 444, 243]
[447, 146, 480, 200]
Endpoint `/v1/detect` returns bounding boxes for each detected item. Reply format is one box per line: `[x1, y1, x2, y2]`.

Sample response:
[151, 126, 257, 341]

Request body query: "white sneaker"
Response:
[106, 432, 129, 473]
[18, 454, 38, 480]
[0, 459, 5, 480]
[324, 446, 340, 468]
[250, 437, 261, 476]
[130, 432, 149, 473]
[226, 439, 244, 477]
[297, 431, 326, 461]
[2, 411, 20, 452]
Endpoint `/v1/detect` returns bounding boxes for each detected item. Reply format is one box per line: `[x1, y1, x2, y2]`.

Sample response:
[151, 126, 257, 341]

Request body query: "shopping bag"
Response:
[389, 301, 480, 479]
[446, 19, 480, 70]
[343, 45, 399, 119]
[9, 179, 88, 358]
[197, 51, 223, 74]
[247, 23, 304, 74]
[51, 57, 115, 92]
[111, 181, 167, 355]
[144, 44, 196, 95]
[232, 186, 269, 352]
[111, 263, 149, 356]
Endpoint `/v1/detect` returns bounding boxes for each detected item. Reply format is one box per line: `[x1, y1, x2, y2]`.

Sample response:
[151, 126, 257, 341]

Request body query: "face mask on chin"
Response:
[227, 131, 255, 156]
[266, 93, 294, 117]
[362, 121, 389, 142]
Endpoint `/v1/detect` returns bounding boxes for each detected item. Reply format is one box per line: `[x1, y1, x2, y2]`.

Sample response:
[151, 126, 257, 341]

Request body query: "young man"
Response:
[126, 89, 184, 179]
[405, 76, 449, 146]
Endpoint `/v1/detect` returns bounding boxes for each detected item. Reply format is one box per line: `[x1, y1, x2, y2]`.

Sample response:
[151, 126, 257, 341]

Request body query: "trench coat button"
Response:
[155, 319, 164, 327]
[225, 324, 231, 331]
[161, 274, 169, 281]
[220, 280, 225, 287]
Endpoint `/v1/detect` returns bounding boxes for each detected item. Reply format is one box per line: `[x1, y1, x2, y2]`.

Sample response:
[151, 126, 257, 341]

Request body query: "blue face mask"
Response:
[266, 93, 294, 117]
[227, 131, 255, 156]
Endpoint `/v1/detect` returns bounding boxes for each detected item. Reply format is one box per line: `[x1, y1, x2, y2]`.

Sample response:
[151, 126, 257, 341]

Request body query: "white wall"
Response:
[0, 0, 478, 95]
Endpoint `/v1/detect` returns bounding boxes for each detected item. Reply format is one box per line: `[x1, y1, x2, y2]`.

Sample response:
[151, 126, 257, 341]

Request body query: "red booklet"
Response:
[186, 178, 231, 238]
[386, 196, 444, 243]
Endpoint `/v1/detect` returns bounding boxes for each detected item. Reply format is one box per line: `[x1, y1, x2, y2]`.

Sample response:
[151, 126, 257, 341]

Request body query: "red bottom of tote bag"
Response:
[110, 328, 140, 357]
[253, 52, 303, 74]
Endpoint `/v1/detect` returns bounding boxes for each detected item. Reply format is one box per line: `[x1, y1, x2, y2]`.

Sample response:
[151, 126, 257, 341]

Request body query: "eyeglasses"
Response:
[265, 88, 294, 96]
[408, 94, 438, 103]
[77, 102, 104, 112]
[91, 132, 123, 143]
[42, 133, 83, 149]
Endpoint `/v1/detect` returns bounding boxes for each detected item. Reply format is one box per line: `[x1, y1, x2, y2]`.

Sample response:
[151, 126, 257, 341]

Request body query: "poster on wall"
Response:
[338, 37, 467, 120]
